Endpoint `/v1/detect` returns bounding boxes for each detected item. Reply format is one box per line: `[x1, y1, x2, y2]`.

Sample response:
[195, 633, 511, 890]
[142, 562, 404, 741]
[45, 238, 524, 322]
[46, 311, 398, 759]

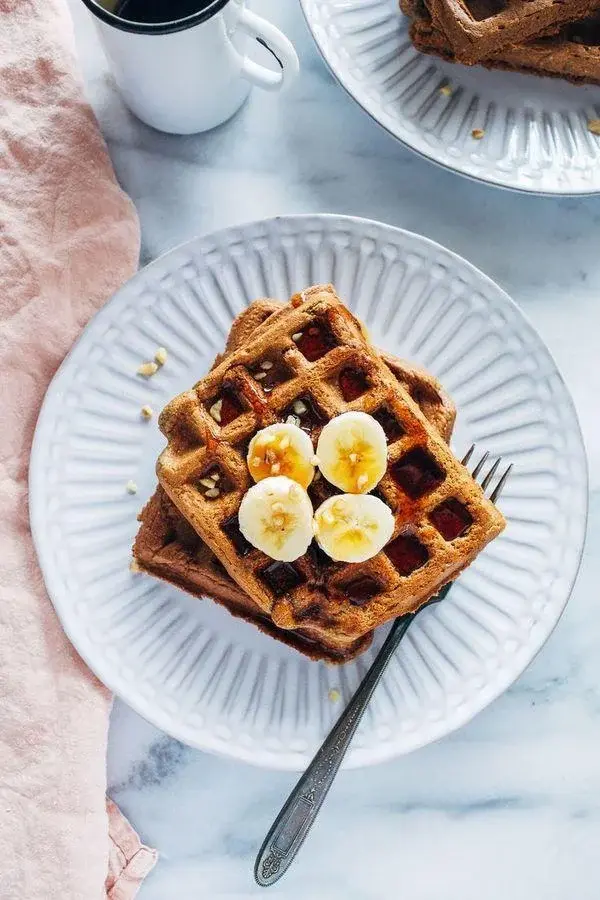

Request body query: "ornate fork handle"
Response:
[254, 610, 418, 887]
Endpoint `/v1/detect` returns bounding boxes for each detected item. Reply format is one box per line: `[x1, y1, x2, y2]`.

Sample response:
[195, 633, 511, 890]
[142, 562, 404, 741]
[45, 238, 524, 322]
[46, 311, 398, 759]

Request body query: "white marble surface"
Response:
[67, 2, 600, 897]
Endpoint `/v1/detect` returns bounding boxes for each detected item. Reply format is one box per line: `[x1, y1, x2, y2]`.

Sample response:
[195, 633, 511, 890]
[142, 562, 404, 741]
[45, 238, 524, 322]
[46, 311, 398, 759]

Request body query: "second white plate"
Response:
[30, 215, 587, 769]
[301, 0, 600, 194]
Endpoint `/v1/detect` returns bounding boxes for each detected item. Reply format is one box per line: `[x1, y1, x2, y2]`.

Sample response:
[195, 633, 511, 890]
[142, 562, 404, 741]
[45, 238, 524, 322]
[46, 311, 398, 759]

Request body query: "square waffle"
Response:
[157, 285, 505, 644]
[133, 299, 456, 663]
[425, 0, 600, 63]
[407, 0, 600, 85]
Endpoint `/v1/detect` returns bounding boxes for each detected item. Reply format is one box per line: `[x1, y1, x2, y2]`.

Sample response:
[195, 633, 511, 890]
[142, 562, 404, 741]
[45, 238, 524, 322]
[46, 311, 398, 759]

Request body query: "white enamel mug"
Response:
[81, 0, 300, 134]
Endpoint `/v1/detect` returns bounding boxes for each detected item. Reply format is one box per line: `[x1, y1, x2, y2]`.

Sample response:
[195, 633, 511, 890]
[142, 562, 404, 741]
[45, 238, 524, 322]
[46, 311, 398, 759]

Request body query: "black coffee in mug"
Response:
[113, 0, 209, 23]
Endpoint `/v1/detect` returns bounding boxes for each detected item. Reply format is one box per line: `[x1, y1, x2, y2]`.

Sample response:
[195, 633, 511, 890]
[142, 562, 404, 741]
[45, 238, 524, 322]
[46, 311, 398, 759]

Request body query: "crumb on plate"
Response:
[137, 361, 158, 377]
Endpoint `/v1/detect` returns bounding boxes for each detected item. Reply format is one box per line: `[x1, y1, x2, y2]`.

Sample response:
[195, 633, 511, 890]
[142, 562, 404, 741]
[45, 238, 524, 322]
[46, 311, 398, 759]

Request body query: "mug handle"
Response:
[237, 8, 300, 92]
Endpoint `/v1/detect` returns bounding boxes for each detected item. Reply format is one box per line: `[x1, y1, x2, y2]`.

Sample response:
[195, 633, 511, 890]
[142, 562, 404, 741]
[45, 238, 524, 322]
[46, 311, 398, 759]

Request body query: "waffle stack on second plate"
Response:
[136, 285, 505, 664]
[402, 0, 600, 86]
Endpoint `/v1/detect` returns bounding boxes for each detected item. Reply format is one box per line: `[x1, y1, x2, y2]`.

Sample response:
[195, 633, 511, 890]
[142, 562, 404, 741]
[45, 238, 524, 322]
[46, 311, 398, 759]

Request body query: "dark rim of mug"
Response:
[80, 0, 231, 35]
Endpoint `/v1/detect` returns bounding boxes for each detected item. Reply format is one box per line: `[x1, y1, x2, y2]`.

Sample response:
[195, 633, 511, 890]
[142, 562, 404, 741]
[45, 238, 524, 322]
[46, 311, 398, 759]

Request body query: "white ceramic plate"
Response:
[301, 0, 600, 195]
[30, 215, 587, 769]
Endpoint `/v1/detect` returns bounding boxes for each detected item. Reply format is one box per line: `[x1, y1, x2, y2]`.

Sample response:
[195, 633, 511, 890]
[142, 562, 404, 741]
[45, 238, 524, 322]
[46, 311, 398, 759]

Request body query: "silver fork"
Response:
[254, 447, 512, 887]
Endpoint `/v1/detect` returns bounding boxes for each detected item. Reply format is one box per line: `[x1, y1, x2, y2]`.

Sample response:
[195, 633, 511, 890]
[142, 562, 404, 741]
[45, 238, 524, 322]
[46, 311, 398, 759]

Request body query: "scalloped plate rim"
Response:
[300, 0, 600, 197]
[29, 214, 588, 770]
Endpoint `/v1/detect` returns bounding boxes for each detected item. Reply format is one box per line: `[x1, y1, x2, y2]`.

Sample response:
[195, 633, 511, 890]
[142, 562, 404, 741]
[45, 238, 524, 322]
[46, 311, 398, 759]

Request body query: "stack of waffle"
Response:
[134, 286, 505, 664]
[402, 0, 600, 85]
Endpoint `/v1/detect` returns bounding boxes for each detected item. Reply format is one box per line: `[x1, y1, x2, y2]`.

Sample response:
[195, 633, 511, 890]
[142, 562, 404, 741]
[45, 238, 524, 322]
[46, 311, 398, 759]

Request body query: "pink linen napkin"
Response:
[0, 0, 157, 897]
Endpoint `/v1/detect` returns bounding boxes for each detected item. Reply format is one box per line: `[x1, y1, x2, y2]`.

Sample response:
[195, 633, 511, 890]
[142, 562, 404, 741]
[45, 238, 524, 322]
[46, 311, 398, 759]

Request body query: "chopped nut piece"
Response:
[205, 488, 221, 499]
[126, 480, 138, 494]
[440, 84, 452, 97]
[260, 360, 274, 370]
[292, 332, 303, 342]
[588, 119, 600, 136]
[140, 405, 153, 420]
[209, 399, 223, 423]
[137, 362, 158, 377]
[155, 347, 168, 366]
[199, 477, 217, 489]
[255, 371, 267, 381]
[212, 472, 220, 481]
[328, 688, 341, 703]
[129, 558, 141, 573]
[471, 128, 485, 140]
[270, 462, 281, 475]
[286, 414, 300, 427]
[293, 400, 307, 415]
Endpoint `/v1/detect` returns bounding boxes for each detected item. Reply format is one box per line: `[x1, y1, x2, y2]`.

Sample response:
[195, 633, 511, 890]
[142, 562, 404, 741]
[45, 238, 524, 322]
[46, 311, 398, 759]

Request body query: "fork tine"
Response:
[461, 444, 476, 466]
[489, 464, 513, 503]
[480, 457, 501, 491]
[471, 450, 489, 480]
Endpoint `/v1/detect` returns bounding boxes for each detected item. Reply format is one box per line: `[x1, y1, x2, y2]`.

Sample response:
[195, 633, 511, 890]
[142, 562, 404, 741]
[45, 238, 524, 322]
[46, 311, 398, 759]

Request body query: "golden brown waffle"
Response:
[156, 285, 504, 643]
[134, 299, 456, 663]
[407, 0, 600, 85]
[425, 0, 600, 64]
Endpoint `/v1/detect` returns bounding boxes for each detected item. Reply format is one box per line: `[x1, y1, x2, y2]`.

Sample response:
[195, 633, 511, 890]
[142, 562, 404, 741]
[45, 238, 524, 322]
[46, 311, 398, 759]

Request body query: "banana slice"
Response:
[247, 423, 316, 489]
[313, 494, 394, 563]
[238, 475, 314, 562]
[316, 411, 387, 494]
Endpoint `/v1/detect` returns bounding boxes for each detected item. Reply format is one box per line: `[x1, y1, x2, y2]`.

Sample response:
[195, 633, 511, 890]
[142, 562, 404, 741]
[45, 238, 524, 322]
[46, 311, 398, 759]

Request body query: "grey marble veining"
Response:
[67, 1, 600, 896]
